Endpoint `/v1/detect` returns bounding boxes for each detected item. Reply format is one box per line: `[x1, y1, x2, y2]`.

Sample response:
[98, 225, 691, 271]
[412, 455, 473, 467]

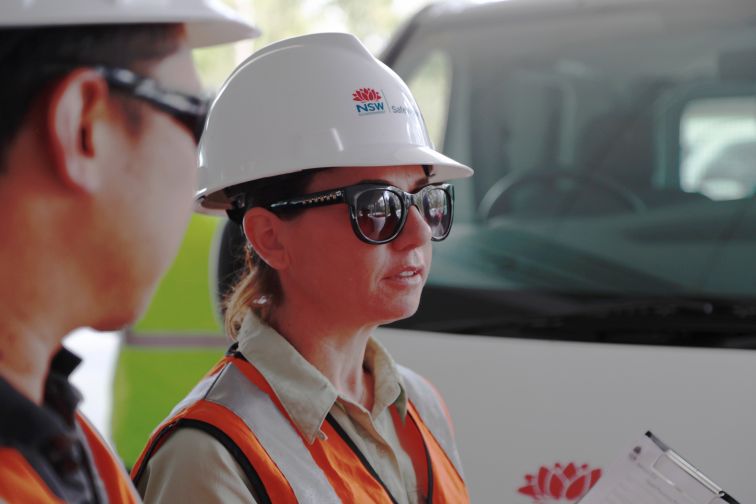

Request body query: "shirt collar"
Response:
[363, 337, 408, 421]
[236, 312, 407, 443]
[0, 346, 83, 449]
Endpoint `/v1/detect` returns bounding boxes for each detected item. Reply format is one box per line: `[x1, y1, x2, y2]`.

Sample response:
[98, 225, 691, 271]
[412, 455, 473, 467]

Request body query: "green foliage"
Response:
[192, 44, 237, 91]
[134, 214, 222, 333]
[192, 0, 435, 89]
[112, 347, 225, 467]
[326, 0, 401, 46]
[252, 0, 317, 48]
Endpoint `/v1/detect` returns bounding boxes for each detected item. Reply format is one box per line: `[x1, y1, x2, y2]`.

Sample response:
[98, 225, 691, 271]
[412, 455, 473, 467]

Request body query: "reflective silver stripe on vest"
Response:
[398, 365, 465, 478]
[167, 370, 221, 418]
[203, 363, 342, 504]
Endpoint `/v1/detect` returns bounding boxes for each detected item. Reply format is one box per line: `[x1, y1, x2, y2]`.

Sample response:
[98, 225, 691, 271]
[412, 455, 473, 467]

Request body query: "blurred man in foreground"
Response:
[0, 1, 257, 501]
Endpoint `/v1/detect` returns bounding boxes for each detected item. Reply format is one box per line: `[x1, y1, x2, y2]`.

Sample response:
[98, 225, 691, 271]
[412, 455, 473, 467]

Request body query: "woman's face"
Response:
[278, 165, 434, 328]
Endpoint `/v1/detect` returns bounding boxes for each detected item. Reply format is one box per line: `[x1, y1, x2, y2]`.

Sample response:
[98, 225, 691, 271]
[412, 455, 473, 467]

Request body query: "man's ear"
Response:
[45, 69, 110, 193]
[242, 208, 290, 271]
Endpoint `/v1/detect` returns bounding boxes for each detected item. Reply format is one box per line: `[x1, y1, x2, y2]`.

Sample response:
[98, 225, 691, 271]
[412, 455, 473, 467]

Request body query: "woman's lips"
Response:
[384, 266, 425, 285]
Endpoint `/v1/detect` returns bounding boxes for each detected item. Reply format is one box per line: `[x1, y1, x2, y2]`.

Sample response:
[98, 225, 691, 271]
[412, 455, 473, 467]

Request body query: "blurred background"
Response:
[193, 0, 441, 88]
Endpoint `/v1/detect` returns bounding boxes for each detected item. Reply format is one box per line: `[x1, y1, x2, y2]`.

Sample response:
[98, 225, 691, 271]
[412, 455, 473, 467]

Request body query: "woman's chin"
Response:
[373, 301, 421, 327]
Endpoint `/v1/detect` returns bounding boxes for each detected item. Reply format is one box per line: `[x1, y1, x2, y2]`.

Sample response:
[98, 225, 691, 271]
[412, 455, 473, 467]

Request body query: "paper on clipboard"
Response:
[579, 432, 740, 504]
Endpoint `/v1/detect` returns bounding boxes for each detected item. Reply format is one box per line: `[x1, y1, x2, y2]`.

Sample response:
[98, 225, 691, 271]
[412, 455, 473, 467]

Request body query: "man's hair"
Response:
[0, 23, 184, 171]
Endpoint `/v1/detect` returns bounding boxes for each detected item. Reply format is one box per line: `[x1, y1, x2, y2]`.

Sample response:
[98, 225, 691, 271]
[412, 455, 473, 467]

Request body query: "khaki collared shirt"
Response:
[138, 313, 421, 504]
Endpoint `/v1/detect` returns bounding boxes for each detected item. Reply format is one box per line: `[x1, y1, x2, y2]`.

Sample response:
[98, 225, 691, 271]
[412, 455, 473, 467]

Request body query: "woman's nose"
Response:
[392, 205, 432, 250]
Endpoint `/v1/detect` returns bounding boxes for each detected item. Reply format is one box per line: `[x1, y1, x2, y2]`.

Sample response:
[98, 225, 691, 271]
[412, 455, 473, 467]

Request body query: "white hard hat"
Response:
[0, 0, 259, 48]
[196, 32, 473, 215]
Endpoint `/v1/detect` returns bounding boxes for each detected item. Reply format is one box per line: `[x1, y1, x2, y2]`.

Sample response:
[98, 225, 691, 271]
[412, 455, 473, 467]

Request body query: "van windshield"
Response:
[387, 2, 756, 346]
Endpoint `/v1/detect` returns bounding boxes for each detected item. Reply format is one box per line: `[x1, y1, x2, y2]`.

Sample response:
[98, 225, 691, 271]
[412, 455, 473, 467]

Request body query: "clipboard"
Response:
[579, 431, 741, 504]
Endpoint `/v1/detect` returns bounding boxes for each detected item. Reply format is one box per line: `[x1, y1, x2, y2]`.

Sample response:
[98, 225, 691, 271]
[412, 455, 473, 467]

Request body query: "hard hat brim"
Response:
[195, 144, 473, 215]
[1, 2, 259, 48]
[184, 19, 260, 48]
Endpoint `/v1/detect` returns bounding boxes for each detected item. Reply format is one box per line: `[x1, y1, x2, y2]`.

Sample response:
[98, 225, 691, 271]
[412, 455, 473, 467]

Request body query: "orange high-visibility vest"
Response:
[132, 355, 469, 503]
[0, 413, 140, 504]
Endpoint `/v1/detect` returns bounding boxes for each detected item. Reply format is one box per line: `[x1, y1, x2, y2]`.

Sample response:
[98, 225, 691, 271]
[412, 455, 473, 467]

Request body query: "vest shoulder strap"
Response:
[0, 447, 66, 504]
[398, 365, 465, 478]
[76, 413, 141, 504]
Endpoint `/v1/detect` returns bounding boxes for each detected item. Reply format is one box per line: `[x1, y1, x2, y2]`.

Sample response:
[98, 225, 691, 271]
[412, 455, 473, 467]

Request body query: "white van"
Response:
[370, 0, 756, 501]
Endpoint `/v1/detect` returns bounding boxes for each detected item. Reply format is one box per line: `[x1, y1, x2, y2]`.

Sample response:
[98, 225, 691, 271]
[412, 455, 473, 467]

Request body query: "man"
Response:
[0, 1, 257, 502]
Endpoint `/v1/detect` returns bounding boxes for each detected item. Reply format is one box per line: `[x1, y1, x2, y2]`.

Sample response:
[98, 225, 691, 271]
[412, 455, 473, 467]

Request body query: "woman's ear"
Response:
[45, 69, 110, 193]
[242, 208, 290, 271]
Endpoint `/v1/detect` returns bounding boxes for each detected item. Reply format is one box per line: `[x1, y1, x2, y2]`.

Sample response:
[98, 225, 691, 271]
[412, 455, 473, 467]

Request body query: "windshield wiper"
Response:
[559, 296, 716, 318]
[553, 296, 756, 323]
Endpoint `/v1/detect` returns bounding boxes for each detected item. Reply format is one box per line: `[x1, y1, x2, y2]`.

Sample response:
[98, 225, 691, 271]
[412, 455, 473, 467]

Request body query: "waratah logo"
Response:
[518, 462, 601, 503]
[352, 87, 385, 114]
[352, 87, 382, 102]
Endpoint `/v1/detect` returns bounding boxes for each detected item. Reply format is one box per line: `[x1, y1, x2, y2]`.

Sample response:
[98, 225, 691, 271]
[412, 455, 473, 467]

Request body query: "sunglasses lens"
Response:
[422, 187, 452, 239]
[355, 189, 403, 242]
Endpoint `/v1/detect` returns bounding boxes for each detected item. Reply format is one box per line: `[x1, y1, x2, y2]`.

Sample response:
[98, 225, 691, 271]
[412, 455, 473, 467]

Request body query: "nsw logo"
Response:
[352, 87, 386, 115]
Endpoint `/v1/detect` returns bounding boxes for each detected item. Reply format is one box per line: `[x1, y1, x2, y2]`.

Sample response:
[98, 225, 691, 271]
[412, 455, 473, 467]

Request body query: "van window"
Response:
[406, 51, 452, 150]
[388, 8, 756, 348]
[680, 97, 756, 201]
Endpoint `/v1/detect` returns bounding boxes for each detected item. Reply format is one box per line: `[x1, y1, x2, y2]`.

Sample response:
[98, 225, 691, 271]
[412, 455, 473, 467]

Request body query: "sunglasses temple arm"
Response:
[268, 190, 346, 211]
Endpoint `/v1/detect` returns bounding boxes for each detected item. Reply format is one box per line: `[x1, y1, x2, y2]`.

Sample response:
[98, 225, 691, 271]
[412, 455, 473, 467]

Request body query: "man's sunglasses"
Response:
[39, 65, 209, 144]
[268, 183, 455, 244]
[95, 66, 209, 144]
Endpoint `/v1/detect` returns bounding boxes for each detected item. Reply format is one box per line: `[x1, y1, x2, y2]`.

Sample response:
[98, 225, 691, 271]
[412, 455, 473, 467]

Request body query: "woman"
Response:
[132, 33, 473, 504]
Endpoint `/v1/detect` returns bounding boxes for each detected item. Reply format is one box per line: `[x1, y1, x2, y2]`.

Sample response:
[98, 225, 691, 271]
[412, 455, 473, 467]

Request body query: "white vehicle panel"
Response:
[378, 327, 756, 503]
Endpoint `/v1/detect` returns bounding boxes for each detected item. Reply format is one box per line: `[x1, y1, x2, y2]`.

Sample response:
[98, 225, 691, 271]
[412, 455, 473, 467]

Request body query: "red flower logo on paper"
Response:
[352, 87, 382, 102]
[518, 463, 601, 503]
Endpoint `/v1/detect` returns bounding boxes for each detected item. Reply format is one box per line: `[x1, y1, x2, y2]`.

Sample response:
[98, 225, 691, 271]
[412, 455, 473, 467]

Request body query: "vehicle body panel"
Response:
[378, 327, 755, 502]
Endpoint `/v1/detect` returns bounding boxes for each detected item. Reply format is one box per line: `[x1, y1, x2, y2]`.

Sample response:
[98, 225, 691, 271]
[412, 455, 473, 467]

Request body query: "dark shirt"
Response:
[0, 347, 109, 503]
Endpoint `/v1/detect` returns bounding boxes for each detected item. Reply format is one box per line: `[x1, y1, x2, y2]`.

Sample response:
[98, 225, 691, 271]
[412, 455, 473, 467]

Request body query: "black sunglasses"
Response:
[267, 183, 455, 244]
[94, 66, 209, 144]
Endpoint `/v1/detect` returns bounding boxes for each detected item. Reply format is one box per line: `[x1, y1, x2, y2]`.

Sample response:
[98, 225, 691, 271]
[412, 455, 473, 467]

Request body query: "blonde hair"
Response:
[224, 246, 280, 340]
